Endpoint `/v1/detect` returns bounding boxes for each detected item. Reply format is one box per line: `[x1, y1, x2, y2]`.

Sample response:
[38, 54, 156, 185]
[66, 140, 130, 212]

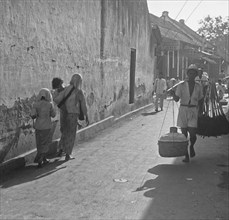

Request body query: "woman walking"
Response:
[54, 73, 89, 161]
[31, 88, 56, 168]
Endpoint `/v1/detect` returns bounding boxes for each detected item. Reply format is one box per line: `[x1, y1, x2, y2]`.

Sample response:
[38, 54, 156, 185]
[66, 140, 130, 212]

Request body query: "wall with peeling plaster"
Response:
[0, 0, 157, 163]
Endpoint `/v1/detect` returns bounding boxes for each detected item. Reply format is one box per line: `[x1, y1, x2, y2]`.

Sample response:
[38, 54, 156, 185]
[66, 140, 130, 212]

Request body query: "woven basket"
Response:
[220, 99, 228, 106]
[158, 127, 188, 157]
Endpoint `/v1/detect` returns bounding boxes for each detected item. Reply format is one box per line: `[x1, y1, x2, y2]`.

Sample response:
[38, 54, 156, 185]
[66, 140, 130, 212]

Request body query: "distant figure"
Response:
[227, 79, 229, 98]
[166, 78, 177, 98]
[170, 78, 177, 87]
[195, 67, 203, 82]
[217, 79, 225, 101]
[219, 69, 225, 79]
[176, 77, 181, 83]
[171, 64, 203, 163]
[31, 88, 56, 168]
[195, 68, 209, 86]
[195, 69, 209, 114]
[54, 73, 89, 161]
[166, 76, 171, 90]
[154, 72, 167, 112]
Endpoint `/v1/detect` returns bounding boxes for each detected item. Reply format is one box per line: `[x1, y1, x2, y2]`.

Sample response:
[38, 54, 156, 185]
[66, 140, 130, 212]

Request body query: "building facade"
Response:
[150, 11, 227, 80]
[0, 0, 158, 162]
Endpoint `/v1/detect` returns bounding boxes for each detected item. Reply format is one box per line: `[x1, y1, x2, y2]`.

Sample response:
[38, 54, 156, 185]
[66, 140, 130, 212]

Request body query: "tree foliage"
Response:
[197, 15, 229, 43]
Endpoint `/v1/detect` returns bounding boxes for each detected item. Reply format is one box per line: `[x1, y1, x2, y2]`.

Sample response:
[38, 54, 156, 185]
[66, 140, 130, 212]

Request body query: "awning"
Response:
[223, 75, 229, 80]
[200, 50, 220, 59]
[202, 56, 217, 64]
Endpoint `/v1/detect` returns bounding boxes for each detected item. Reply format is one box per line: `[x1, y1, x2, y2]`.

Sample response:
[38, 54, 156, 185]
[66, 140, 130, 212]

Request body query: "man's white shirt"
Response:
[154, 78, 167, 94]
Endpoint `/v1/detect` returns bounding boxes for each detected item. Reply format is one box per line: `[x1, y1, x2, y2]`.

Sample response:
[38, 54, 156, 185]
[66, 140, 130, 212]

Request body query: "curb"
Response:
[0, 103, 154, 175]
[114, 103, 153, 123]
[77, 115, 115, 142]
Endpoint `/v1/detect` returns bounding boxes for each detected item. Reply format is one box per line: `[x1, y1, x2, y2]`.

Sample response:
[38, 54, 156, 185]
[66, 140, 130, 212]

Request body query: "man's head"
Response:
[197, 67, 203, 79]
[187, 64, 198, 81]
[70, 73, 83, 89]
[52, 77, 63, 89]
[159, 72, 163, 79]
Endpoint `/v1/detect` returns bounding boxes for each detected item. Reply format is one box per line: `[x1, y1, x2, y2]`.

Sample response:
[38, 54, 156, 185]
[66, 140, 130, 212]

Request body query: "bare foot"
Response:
[65, 154, 75, 161]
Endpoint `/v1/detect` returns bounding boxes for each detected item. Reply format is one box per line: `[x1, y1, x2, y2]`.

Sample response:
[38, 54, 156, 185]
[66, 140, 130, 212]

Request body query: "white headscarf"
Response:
[37, 88, 53, 102]
[70, 73, 82, 89]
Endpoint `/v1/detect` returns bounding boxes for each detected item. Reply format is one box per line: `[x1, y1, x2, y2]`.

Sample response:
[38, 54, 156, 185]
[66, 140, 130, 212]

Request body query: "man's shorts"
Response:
[177, 106, 198, 128]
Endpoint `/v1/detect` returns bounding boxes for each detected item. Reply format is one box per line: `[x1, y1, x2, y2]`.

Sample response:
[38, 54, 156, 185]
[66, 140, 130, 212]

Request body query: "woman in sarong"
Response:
[31, 88, 56, 167]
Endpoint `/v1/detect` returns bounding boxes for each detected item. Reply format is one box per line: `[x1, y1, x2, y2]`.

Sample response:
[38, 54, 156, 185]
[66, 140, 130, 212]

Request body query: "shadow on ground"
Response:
[141, 112, 158, 116]
[136, 150, 229, 220]
[0, 159, 67, 188]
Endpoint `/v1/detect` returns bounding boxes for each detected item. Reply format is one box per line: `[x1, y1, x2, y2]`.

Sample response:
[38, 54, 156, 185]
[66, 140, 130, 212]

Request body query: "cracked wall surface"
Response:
[0, 0, 156, 162]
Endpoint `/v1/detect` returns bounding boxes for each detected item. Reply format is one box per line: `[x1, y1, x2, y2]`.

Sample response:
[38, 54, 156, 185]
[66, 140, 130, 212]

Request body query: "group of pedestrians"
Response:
[31, 73, 89, 168]
[31, 65, 220, 167]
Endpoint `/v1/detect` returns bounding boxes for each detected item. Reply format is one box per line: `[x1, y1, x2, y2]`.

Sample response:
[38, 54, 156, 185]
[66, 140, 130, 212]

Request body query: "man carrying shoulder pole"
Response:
[170, 64, 204, 163]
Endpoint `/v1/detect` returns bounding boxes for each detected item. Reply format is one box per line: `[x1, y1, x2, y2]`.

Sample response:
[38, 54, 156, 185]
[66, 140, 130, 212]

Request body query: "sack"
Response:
[197, 114, 229, 137]
[78, 100, 84, 121]
[197, 81, 229, 137]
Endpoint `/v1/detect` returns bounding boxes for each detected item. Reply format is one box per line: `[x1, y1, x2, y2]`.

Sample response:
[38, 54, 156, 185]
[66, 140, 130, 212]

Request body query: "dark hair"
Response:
[159, 72, 164, 77]
[52, 77, 63, 89]
[187, 69, 198, 75]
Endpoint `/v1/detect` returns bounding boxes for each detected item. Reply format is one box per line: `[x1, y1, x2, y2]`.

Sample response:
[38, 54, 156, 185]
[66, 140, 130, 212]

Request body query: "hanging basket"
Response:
[197, 81, 229, 137]
[158, 127, 188, 157]
[197, 114, 229, 137]
[219, 99, 228, 106]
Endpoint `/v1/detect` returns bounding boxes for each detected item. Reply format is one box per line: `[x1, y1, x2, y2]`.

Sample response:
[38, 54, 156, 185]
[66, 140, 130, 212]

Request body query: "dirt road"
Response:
[1, 100, 228, 220]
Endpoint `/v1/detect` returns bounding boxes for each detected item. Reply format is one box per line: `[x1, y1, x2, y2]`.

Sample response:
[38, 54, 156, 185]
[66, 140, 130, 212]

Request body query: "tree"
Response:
[197, 15, 229, 62]
[197, 15, 228, 43]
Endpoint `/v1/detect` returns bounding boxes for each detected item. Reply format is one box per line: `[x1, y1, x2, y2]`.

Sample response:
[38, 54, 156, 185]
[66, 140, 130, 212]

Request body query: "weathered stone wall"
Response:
[0, 0, 156, 162]
[97, 0, 156, 118]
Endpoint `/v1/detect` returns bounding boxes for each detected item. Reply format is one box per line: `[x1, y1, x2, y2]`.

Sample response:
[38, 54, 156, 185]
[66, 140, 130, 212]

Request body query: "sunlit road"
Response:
[1, 98, 228, 220]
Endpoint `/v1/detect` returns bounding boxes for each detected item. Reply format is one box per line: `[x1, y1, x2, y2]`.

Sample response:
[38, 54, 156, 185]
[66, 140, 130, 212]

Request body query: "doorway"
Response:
[129, 48, 136, 104]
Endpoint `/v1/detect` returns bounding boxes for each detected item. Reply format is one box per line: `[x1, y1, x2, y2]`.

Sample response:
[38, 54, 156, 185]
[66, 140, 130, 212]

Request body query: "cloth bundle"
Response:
[197, 81, 229, 137]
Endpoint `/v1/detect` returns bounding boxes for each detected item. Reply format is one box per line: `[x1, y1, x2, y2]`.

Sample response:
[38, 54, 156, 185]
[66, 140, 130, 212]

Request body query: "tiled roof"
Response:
[149, 13, 202, 47]
[149, 12, 227, 62]
[150, 14, 182, 35]
[159, 26, 194, 44]
[172, 18, 213, 49]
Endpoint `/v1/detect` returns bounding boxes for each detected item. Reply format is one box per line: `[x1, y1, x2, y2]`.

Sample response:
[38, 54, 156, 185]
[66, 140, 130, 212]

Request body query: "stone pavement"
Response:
[0, 99, 228, 220]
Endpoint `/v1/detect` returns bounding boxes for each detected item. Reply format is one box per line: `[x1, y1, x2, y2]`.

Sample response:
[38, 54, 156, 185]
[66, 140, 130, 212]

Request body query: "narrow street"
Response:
[0, 99, 228, 220]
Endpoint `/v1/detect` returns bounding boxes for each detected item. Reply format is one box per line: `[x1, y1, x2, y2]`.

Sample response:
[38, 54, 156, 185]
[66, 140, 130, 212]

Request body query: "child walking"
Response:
[31, 88, 56, 168]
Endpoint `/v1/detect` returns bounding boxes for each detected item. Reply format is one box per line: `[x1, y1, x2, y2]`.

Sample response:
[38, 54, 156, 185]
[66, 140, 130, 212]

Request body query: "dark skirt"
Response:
[34, 129, 52, 163]
[61, 113, 78, 155]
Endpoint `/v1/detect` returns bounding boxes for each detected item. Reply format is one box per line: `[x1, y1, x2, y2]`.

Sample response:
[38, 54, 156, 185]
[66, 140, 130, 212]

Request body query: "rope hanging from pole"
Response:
[158, 98, 178, 139]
